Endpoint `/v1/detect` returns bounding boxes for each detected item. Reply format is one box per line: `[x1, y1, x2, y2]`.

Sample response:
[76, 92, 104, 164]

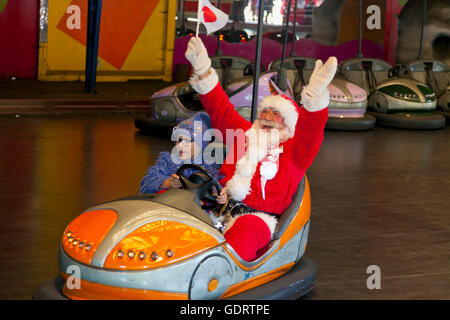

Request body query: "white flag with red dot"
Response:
[197, 0, 229, 35]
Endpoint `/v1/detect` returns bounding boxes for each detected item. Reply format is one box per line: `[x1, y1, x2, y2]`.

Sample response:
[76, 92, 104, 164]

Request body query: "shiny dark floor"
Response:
[0, 114, 449, 300]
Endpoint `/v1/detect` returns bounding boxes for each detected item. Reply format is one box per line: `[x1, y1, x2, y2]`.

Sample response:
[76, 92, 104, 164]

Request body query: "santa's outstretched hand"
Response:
[301, 57, 338, 112]
[185, 37, 211, 77]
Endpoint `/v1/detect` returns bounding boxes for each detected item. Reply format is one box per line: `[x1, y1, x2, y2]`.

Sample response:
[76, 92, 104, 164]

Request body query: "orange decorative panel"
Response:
[62, 209, 118, 265]
[220, 262, 295, 299]
[104, 220, 220, 270]
[279, 177, 311, 247]
[61, 273, 188, 300]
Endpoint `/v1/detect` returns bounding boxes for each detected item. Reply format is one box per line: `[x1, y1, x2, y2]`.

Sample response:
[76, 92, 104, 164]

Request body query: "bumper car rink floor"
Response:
[0, 113, 449, 300]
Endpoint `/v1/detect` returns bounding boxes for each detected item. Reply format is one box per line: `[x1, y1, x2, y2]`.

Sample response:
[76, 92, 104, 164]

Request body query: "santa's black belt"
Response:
[219, 198, 280, 220]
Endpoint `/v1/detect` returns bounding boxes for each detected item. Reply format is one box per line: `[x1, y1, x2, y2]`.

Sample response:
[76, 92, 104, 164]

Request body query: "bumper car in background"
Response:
[340, 58, 445, 130]
[326, 75, 375, 131]
[269, 57, 317, 102]
[437, 85, 450, 122]
[33, 165, 316, 300]
[210, 55, 253, 90]
[135, 71, 293, 133]
[213, 27, 250, 43]
[134, 81, 201, 135]
[269, 57, 374, 131]
[407, 59, 450, 123]
[224, 71, 293, 120]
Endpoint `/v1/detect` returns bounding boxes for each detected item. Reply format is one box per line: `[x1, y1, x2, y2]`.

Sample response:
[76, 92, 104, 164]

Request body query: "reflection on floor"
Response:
[0, 114, 448, 299]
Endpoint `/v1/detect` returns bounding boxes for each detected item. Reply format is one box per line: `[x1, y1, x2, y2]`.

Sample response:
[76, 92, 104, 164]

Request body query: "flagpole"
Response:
[196, 1, 200, 37]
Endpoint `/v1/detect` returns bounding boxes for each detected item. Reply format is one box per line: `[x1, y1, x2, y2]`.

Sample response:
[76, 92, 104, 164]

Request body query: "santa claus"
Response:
[185, 37, 337, 262]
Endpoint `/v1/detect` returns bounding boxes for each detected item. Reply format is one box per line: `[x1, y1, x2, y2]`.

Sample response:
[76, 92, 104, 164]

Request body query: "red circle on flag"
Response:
[202, 6, 217, 23]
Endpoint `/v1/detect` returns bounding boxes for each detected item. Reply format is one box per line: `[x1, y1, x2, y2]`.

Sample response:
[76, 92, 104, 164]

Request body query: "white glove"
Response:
[301, 57, 337, 111]
[184, 37, 211, 76]
[305, 57, 337, 97]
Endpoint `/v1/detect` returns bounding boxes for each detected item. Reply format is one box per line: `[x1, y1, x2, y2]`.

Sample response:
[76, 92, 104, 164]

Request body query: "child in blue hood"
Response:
[139, 112, 221, 194]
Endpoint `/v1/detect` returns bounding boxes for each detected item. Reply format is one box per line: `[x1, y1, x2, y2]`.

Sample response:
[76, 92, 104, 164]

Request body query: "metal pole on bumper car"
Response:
[416, 0, 427, 60]
[276, 0, 293, 92]
[289, 0, 298, 58]
[250, 0, 266, 122]
[357, 0, 363, 58]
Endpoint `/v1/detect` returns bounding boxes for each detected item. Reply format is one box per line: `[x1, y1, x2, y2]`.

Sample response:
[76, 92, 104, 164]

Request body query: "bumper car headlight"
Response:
[62, 209, 118, 266]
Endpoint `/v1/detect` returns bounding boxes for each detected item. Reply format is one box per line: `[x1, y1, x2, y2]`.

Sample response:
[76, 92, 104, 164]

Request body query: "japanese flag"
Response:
[198, 0, 229, 35]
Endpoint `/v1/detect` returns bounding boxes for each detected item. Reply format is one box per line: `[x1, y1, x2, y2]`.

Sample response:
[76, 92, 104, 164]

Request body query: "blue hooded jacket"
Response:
[139, 113, 222, 194]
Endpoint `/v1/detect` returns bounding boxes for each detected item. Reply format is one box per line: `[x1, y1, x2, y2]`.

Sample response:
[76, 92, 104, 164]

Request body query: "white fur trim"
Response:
[236, 161, 256, 178]
[189, 67, 219, 95]
[251, 212, 278, 236]
[260, 161, 277, 180]
[257, 95, 299, 137]
[226, 126, 268, 200]
[300, 87, 330, 112]
[224, 212, 278, 238]
[226, 123, 290, 200]
[226, 174, 253, 201]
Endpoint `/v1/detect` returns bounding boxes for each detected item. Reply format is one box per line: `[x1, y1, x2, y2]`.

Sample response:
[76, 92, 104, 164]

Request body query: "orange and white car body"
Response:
[59, 179, 311, 300]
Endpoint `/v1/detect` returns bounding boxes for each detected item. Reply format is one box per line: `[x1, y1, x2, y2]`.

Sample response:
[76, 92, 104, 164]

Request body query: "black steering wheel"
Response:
[176, 164, 223, 210]
[243, 62, 266, 76]
[389, 64, 408, 78]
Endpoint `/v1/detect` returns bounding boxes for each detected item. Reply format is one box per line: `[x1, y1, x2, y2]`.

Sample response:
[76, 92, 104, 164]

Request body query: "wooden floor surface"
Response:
[0, 114, 448, 300]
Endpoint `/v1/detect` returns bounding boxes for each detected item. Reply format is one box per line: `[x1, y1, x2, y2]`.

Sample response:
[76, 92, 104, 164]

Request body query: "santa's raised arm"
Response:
[185, 37, 337, 262]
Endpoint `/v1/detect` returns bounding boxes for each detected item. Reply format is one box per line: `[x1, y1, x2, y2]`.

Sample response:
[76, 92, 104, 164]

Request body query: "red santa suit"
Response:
[190, 69, 329, 261]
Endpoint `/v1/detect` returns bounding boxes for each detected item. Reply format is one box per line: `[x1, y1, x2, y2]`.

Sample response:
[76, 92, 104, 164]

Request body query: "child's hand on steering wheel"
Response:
[161, 174, 182, 189]
[169, 174, 182, 188]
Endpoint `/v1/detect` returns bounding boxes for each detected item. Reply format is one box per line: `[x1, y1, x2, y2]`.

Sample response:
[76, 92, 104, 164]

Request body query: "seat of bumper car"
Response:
[408, 59, 450, 97]
[340, 58, 392, 94]
[176, 83, 204, 112]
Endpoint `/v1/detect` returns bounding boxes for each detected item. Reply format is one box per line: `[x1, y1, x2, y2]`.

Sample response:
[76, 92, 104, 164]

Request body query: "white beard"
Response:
[225, 121, 291, 201]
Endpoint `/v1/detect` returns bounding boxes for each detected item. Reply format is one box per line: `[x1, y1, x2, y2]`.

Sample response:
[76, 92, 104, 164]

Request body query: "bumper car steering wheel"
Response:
[176, 164, 223, 211]
[389, 64, 408, 78]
